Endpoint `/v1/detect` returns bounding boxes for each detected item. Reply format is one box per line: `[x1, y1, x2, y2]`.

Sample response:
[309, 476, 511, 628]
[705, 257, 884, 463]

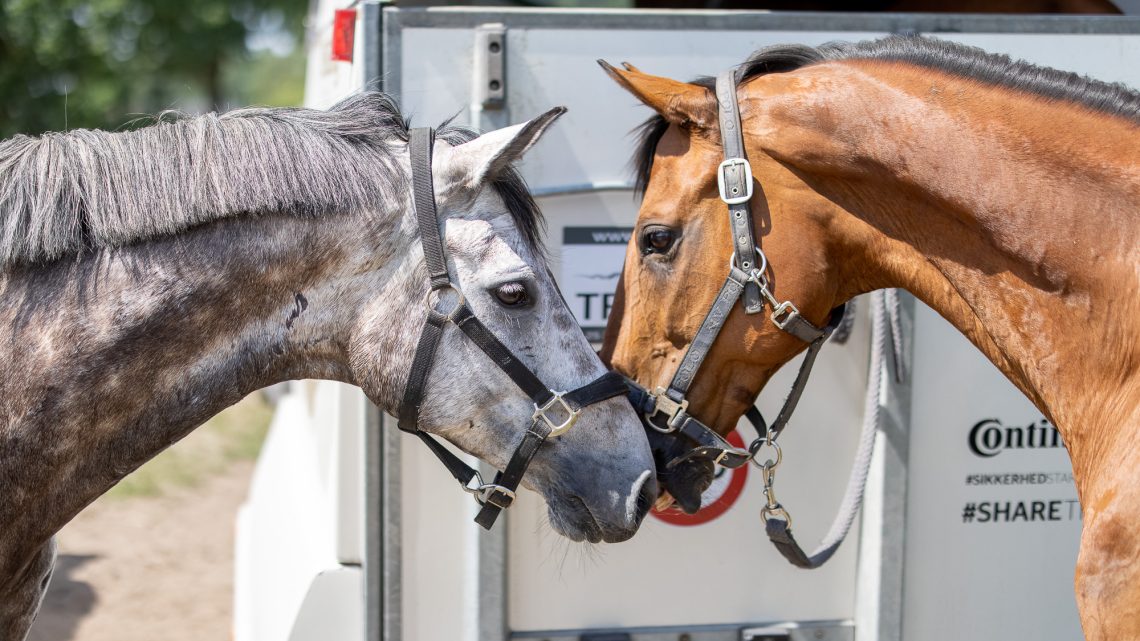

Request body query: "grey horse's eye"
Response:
[493, 281, 531, 308]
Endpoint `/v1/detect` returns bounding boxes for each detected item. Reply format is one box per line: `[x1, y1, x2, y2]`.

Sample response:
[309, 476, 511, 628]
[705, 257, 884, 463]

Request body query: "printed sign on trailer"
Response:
[560, 227, 631, 343]
[904, 303, 1083, 640]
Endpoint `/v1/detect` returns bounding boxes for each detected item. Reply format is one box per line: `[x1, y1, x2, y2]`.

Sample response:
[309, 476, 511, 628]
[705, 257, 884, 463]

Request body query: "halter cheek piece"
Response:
[397, 127, 628, 530]
[623, 70, 852, 567]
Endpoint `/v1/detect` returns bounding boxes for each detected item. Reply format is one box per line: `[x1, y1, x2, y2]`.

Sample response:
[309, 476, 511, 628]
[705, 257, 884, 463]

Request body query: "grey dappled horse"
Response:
[0, 93, 655, 640]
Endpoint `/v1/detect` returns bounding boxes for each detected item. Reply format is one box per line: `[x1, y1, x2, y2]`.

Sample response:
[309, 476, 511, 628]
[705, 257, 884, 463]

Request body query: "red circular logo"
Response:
[651, 429, 749, 526]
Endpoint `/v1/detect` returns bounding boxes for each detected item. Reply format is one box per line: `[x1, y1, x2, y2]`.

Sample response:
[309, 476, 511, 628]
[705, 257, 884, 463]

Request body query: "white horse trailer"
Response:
[233, 6, 1140, 641]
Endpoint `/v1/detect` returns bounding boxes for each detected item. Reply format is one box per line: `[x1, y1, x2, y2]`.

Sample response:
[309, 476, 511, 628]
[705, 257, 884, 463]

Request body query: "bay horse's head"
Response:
[350, 108, 655, 542]
[598, 61, 848, 512]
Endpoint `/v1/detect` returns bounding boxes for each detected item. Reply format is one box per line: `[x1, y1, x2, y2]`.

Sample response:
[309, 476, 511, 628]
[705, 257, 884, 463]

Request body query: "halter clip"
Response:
[770, 301, 802, 331]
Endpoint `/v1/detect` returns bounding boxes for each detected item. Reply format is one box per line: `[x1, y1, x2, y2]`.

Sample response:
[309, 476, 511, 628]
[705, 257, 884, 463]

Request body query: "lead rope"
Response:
[761, 289, 904, 568]
[884, 288, 908, 383]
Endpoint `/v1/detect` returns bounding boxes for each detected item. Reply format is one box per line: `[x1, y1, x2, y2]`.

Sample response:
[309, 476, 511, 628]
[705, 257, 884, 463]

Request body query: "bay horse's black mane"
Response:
[634, 35, 1140, 195]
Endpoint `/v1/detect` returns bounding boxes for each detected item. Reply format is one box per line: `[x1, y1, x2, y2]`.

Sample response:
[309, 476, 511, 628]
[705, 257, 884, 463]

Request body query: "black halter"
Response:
[623, 70, 847, 565]
[397, 127, 628, 530]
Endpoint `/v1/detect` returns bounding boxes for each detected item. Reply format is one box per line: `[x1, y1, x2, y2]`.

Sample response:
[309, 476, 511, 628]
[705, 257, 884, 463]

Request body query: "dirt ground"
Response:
[26, 397, 270, 641]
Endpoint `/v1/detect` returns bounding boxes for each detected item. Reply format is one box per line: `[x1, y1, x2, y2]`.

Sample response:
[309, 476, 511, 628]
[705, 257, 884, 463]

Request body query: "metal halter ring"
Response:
[533, 392, 580, 437]
[748, 436, 783, 471]
[461, 472, 489, 497]
[730, 252, 803, 330]
[730, 245, 768, 276]
[427, 282, 466, 317]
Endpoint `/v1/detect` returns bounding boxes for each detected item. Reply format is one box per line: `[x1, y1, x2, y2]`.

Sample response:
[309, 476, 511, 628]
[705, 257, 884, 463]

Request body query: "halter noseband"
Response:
[397, 127, 628, 530]
[622, 70, 847, 566]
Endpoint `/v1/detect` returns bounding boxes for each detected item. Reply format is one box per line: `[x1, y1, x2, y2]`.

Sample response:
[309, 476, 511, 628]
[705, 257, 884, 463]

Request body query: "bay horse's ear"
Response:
[434, 106, 566, 197]
[597, 60, 716, 129]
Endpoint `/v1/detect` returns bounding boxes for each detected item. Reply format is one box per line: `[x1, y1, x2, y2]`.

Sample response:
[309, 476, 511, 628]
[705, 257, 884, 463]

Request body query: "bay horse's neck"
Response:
[0, 209, 412, 577]
[748, 60, 1140, 487]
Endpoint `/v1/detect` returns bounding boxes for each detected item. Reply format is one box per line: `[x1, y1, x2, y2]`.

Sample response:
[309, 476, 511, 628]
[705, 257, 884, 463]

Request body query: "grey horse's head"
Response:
[347, 109, 656, 542]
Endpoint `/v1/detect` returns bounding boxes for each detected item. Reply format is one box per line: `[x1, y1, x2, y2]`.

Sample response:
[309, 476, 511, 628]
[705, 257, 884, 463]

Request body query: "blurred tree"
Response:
[220, 37, 307, 110]
[0, 0, 308, 138]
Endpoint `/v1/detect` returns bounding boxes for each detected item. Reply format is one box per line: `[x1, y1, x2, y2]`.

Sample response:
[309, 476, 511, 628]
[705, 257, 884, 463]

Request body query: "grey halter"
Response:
[397, 127, 629, 530]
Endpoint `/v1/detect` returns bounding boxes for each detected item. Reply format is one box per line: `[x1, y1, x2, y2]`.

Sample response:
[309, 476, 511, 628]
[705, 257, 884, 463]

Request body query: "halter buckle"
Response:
[717, 157, 754, 205]
[533, 392, 580, 437]
[646, 387, 689, 433]
[477, 484, 516, 509]
[462, 474, 517, 508]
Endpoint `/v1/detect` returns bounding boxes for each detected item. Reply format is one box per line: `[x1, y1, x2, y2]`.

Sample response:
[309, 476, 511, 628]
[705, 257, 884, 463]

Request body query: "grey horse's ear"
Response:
[433, 107, 567, 197]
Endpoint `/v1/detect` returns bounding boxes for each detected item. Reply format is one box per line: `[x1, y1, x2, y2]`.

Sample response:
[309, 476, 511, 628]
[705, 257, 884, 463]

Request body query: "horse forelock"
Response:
[0, 91, 546, 270]
[631, 35, 1140, 194]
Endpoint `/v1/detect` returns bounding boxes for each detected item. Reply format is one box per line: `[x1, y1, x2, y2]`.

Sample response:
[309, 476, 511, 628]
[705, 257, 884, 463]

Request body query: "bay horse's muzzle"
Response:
[644, 426, 716, 514]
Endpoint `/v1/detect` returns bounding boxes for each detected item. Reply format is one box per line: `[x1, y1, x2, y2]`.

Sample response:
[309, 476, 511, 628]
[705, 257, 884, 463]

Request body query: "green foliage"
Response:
[0, 0, 307, 138]
[220, 45, 306, 110]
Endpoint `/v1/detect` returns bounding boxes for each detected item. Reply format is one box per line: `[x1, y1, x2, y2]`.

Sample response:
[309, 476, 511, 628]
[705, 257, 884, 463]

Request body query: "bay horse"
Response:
[0, 93, 656, 641]
[599, 36, 1138, 639]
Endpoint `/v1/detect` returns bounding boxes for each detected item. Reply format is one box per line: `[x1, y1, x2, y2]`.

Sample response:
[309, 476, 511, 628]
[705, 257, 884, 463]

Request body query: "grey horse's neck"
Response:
[0, 207, 414, 577]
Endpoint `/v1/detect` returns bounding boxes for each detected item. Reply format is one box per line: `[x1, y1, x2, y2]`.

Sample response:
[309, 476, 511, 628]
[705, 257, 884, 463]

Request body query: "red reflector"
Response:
[332, 9, 357, 62]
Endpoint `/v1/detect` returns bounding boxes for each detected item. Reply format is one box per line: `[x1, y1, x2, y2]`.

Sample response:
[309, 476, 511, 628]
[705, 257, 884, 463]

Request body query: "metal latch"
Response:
[473, 23, 506, 109]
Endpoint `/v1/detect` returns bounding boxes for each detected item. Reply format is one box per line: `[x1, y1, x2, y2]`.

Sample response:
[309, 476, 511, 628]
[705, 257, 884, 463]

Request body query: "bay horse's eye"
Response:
[641, 227, 676, 255]
[493, 281, 531, 308]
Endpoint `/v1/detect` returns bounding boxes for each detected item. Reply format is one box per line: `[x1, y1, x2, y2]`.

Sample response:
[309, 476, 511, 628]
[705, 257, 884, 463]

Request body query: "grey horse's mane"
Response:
[633, 35, 1140, 195]
[0, 92, 544, 269]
